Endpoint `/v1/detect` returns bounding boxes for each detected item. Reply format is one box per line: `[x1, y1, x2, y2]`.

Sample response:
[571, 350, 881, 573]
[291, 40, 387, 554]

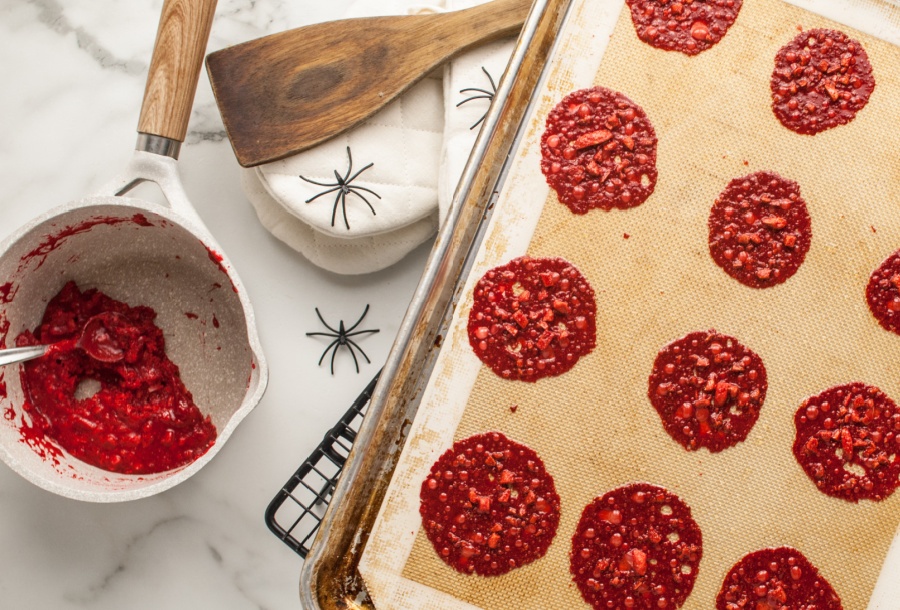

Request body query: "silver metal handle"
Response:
[0, 345, 49, 367]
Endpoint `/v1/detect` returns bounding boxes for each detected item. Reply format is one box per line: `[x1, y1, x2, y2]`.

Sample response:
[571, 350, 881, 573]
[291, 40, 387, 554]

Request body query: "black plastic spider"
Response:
[306, 304, 380, 375]
[299, 147, 381, 230]
[457, 66, 498, 130]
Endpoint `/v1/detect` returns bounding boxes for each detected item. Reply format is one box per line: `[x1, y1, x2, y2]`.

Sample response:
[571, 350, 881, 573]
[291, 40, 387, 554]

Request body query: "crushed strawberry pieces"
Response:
[866, 249, 900, 336]
[771, 28, 875, 134]
[15, 281, 216, 474]
[648, 330, 767, 452]
[716, 547, 842, 610]
[572, 129, 613, 150]
[708, 171, 812, 288]
[792, 382, 900, 503]
[625, 0, 743, 55]
[419, 432, 561, 576]
[467, 256, 597, 382]
[570, 483, 703, 609]
[540, 87, 658, 214]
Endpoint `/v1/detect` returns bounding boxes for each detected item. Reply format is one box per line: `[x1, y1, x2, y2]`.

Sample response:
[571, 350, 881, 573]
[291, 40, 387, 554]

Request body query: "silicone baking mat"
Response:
[359, 0, 900, 608]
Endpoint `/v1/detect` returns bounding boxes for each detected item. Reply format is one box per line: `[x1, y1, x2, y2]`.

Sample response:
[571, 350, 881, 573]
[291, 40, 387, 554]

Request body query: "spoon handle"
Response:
[0, 345, 49, 367]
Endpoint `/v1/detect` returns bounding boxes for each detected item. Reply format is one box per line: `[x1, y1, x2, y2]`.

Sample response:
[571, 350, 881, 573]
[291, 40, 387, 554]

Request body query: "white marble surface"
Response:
[0, 0, 433, 607]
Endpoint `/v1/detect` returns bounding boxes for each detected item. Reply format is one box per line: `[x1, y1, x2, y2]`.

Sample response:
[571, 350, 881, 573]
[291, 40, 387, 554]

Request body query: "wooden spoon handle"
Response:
[138, 0, 217, 144]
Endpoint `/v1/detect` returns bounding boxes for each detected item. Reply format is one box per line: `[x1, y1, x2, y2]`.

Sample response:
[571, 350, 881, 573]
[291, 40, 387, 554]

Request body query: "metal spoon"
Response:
[0, 312, 129, 367]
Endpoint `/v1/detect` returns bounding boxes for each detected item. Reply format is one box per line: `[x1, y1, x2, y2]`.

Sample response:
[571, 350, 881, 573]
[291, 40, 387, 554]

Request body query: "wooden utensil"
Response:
[205, 0, 533, 167]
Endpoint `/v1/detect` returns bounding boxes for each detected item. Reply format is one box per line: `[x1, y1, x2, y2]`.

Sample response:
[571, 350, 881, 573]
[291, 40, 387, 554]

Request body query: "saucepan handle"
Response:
[96, 0, 217, 225]
[136, 0, 218, 159]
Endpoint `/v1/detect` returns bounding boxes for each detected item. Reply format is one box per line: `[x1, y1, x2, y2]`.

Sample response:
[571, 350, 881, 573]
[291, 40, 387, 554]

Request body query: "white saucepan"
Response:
[0, 0, 268, 502]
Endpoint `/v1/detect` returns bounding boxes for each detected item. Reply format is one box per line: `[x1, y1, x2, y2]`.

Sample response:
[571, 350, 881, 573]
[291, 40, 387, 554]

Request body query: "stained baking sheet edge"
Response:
[358, 0, 900, 608]
[298, 1, 569, 607]
[357, 1, 623, 608]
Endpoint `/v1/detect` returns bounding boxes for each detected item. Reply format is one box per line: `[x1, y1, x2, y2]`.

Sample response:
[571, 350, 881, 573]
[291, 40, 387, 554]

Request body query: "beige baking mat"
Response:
[359, 0, 900, 608]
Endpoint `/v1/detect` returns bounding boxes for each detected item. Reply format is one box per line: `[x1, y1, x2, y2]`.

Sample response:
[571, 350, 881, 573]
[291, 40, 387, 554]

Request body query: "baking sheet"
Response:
[359, 0, 900, 608]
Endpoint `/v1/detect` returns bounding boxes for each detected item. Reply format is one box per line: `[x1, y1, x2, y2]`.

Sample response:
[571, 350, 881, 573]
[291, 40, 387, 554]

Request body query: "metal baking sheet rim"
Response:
[300, 0, 900, 607]
[297, 1, 569, 607]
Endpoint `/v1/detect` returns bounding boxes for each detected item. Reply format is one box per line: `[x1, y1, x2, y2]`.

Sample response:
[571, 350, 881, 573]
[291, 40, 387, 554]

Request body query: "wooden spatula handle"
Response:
[206, 0, 534, 166]
[442, 0, 532, 46]
[138, 0, 217, 144]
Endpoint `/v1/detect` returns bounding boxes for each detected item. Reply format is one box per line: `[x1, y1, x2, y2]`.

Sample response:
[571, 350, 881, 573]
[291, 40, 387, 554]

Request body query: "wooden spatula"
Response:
[205, 0, 532, 167]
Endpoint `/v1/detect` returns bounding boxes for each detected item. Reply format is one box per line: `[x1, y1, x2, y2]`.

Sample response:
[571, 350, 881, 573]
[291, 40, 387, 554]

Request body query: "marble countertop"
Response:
[0, 0, 433, 607]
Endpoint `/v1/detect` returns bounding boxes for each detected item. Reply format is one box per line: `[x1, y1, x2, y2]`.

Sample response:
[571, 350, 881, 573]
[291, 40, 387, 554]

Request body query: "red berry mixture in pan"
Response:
[648, 330, 767, 452]
[771, 28, 875, 135]
[708, 171, 812, 288]
[793, 382, 900, 502]
[625, 0, 743, 55]
[866, 249, 900, 336]
[467, 256, 596, 382]
[570, 483, 702, 609]
[716, 546, 842, 609]
[419, 432, 561, 576]
[16, 281, 216, 474]
[540, 86, 658, 214]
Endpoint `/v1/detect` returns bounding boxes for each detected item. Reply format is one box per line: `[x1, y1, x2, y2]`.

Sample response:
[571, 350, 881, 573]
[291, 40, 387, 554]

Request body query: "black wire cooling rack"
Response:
[264, 371, 380, 557]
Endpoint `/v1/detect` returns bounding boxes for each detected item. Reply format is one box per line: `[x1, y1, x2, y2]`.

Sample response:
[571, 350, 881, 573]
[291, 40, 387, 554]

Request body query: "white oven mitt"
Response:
[253, 75, 443, 238]
[438, 0, 516, 225]
[242, 167, 438, 275]
[241, 0, 446, 274]
[242, 0, 514, 274]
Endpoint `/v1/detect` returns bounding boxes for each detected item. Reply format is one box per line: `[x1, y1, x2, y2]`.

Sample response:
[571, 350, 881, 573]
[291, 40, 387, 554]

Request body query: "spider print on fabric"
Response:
[299, 147, 381, 230]
[457, 66, 498, 130]
[306, 304, 380, 374]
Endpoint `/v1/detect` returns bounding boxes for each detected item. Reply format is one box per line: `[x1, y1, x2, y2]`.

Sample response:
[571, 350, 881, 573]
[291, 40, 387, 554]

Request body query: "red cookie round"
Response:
[648, 330, 767, 452]
[771, 28, 875, 135]
[540, 87, 658, 214]
[570, 483, 703, 610]
[793, 382, 900, 502]
[716, 547, 842, 609]
[708, 171, 812, 288]
[419, 432, 561, 576]
[866, 249, 900, 336]
[467, 256, 597, 382]
[625, 0, 743, 55]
